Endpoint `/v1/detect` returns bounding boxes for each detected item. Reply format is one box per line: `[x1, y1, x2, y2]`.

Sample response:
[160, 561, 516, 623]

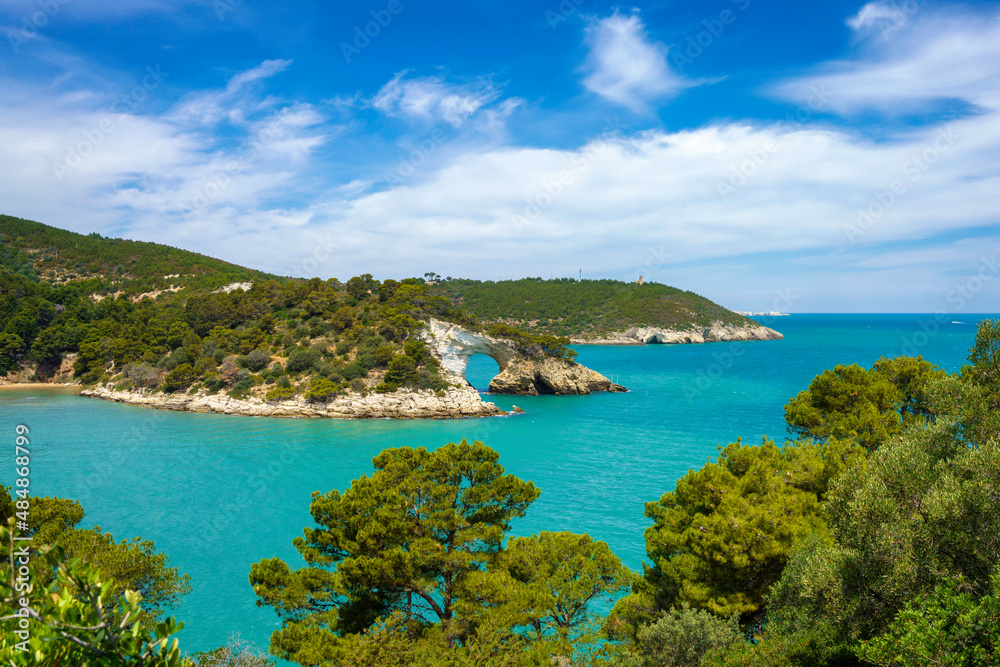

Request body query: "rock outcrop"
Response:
[488, 357, 627, 396]
[80, 384, 502, 419]
[571, 321, 783, 345]
[79, 319, 629, 418]
[421, 320, 518, 380]
[422, 319, 627, 396]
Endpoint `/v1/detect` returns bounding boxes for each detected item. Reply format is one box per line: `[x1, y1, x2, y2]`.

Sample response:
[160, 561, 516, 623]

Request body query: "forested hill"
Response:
[0, 217, 577, 402]
[428, 277, 753, 337]
[0, 214, 276, 294]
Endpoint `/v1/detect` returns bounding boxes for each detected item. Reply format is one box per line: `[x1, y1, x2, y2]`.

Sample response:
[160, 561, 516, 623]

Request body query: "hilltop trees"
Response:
[427, 278, 753, 338]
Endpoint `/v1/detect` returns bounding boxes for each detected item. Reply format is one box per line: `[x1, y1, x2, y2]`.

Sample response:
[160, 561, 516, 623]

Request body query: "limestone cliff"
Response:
[80, 384, 501, 419]
[78, 319, 628, 418]
[570, 321, 783, 345]
[421, 319, 626, 396]
[488, 357, 627, 396]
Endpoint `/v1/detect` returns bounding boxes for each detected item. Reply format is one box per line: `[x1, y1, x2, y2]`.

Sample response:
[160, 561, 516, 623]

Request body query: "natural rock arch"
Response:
[422, 320, 518, 384]
[422, 319, 627, 396]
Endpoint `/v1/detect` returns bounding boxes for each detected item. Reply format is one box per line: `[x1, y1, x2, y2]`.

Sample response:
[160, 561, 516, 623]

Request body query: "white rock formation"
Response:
[571, 321, 783, 345]
[422, 319, 626, 396]
[80, 384, 502, 419]
[421, 320, 518, 383]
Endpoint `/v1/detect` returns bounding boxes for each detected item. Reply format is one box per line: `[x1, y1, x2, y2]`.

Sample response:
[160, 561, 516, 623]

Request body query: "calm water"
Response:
[0, 314, 992, 655]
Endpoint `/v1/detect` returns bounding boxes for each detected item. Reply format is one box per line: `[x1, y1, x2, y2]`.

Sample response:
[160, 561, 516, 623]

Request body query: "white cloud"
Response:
[172, 59, 294, 127]
[847, 2, 908, 32]
[581, 10, 692, 112]
[228, 59, 292, 91]
[776, 5, 1000, 113]
[372, 72, 502, 127]
[0, 59, 334, 257]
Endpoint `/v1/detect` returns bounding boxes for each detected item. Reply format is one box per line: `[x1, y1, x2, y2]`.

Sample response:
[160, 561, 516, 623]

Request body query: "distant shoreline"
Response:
[0, 383, 80, 392]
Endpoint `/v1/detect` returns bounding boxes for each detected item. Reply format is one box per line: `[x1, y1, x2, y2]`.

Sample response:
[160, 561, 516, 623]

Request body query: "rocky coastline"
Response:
[72, 318, 630, 417]
[79, 383, 504, 419]
[489, 357, 627, 396]
[570, 321, 783, 345]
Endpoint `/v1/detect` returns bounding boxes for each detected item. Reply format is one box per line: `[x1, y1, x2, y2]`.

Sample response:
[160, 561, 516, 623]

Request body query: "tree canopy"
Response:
[250, 440, 629, 665]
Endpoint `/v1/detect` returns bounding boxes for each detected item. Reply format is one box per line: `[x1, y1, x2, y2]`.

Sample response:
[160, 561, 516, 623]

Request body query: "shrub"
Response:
[613, 607, 741, 667]
[305, 378, 339, 403]
[241, 348, 271, 372]
[385, 355, 418, 386]
[373, 345, 395, 368]
[265, 385, 296, 401]
[404, 339, 434, 366]
[331, 306, 354, 332]
[162, 363, 198, 393]
[286, 347, 320, 373]
[162, 348, 187, 371]
[231, 378, 254, 393]
[122, 362, 161, 389]
[343, 362, 367, 381]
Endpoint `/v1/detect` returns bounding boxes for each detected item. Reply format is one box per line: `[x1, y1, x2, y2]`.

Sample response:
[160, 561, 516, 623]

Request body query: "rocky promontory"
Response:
[80, 383, 503, 419]
[570, 321, 783, 345]
[77, 319, 627, 418]
[488, 357, 627, 396]
[422, 319, 626, 396]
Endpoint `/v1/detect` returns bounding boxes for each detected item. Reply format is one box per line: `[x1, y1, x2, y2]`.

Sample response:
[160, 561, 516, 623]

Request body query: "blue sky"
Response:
[1, 0, 999, 312]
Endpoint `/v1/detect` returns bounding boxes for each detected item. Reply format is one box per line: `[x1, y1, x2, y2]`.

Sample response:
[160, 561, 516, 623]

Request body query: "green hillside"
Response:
[429, 277, 754, 337]
[0, 214, 277, 295]
[0, 217, 577, 399]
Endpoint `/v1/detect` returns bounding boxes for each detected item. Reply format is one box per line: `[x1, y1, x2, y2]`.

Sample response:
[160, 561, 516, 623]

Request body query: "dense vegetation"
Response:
[1, 218, 589, 399]
[428, 277, 754, 338]
[0, 215, 274, 294]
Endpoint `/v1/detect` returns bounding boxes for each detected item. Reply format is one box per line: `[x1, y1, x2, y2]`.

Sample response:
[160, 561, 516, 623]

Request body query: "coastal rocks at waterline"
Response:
[80, 384, 503, 419]
[572, 322, 783, 345]
[422, 319, 628, 396]
[488, 357, 627, 396]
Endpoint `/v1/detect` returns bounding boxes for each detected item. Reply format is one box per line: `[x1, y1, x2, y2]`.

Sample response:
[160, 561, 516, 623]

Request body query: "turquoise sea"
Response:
[0, 314, 994, 655]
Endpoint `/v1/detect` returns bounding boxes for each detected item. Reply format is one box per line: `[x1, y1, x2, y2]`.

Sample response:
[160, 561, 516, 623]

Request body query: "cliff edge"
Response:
[571, 321, 783, 345]
[422, 319, 627, 397]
